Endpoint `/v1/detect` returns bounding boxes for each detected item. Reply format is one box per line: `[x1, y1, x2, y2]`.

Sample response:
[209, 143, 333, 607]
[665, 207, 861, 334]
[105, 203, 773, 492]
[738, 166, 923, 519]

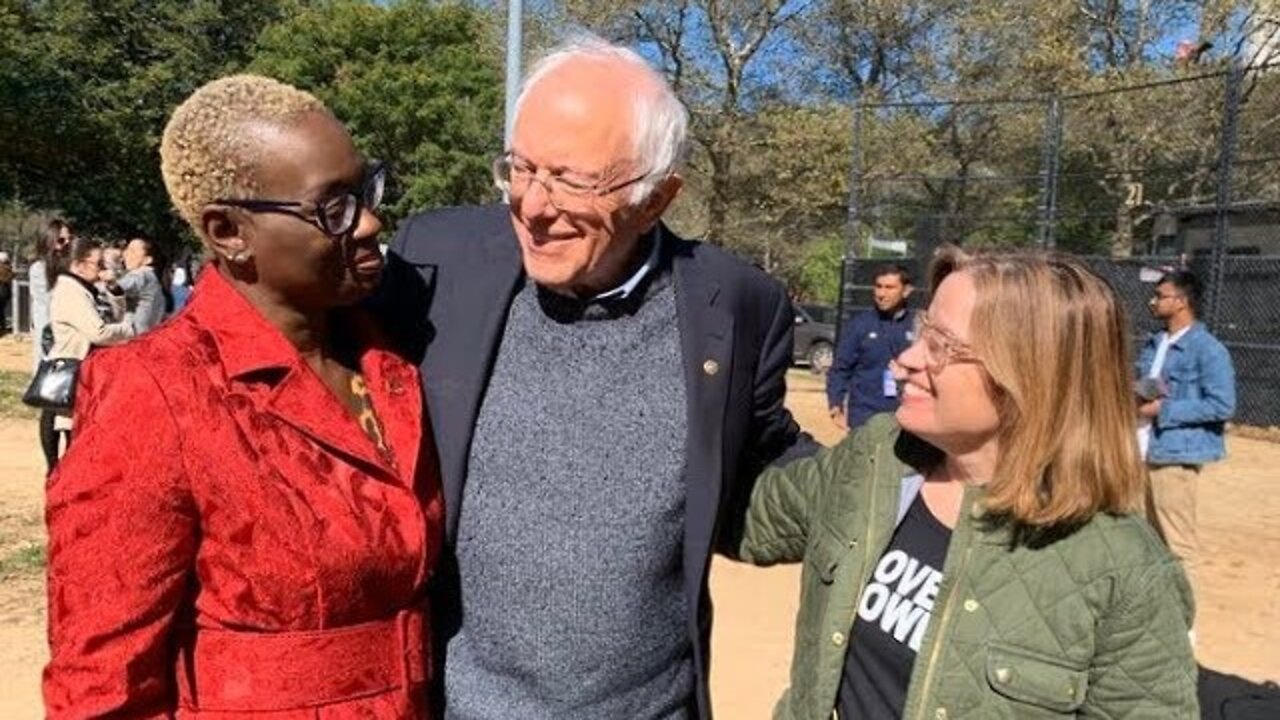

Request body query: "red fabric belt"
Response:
[175, 608, 429, 712]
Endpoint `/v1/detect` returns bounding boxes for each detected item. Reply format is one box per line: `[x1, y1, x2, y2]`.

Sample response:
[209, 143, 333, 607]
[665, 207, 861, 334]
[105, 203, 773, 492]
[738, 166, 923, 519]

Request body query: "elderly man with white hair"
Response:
[380, 37, 816, 719]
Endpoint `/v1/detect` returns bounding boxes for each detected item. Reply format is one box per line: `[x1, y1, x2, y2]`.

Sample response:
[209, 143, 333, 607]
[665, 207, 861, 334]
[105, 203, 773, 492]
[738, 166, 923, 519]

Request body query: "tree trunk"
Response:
[706, 136, 733, 246]
[1111, 195, 1134, 257]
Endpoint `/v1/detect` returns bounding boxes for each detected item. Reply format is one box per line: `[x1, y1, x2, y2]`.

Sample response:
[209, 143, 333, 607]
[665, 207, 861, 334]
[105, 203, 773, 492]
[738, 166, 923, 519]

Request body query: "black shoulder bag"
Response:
[23, 326, 80, 411]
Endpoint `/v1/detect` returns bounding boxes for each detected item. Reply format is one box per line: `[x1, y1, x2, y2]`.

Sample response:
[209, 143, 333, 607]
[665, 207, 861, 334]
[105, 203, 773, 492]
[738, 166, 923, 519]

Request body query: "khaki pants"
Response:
[1146, 464, 1201, 594]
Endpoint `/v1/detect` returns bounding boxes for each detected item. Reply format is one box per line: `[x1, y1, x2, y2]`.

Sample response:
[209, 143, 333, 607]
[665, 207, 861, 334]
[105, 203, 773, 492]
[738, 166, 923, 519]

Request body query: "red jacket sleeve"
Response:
[44, 347, 197, 719]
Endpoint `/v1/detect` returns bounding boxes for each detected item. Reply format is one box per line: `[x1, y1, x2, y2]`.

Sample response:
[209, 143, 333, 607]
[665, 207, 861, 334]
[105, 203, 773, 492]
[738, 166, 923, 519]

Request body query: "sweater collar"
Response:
[531, 226, 671, 323]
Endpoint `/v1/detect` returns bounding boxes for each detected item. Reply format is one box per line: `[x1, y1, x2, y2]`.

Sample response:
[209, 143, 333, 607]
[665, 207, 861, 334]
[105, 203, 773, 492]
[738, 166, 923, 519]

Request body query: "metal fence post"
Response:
[836, 103, 866, 339]
[914, 215, 941, 286]
[835, 257, 849, 337]
[1037, 95, 1064, 248]
[503, 0, 523, 150]
[1207, 67, 1242, 330]
[845, 102, 864, 259]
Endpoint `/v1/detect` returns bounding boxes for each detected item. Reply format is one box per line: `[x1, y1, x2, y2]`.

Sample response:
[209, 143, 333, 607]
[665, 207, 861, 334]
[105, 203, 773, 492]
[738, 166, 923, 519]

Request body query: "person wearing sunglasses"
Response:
[727, 247, 1197, 719]
[44, 74, 443, 719]
[30, 219, 73, 472]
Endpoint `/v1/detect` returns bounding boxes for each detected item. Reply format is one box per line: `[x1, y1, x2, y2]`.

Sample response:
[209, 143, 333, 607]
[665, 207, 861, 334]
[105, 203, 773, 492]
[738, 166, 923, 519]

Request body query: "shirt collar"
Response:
[877, 304, 910, 322]
[591, 226, 663, 302]
[1164, 323, 1194, 345]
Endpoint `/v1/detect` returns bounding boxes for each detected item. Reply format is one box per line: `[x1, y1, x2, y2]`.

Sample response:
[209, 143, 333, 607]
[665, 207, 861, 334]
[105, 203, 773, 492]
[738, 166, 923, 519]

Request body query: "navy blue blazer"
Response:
[376, 204, 816, 719]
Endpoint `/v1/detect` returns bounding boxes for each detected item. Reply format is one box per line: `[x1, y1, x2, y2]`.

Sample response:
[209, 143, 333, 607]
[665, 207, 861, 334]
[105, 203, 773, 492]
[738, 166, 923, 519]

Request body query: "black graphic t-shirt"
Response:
[837, 492, 952, 719]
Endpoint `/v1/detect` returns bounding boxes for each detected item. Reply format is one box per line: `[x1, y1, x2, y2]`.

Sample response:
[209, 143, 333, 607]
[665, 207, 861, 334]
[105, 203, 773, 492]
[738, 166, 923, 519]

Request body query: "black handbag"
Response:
[22, 357, 82, 411]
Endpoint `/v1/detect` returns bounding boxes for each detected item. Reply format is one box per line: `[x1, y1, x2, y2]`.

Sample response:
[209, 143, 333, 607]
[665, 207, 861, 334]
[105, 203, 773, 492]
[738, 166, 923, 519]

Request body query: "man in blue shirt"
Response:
[1136, 270, 1235, 608]
[827, 264, 914, 431]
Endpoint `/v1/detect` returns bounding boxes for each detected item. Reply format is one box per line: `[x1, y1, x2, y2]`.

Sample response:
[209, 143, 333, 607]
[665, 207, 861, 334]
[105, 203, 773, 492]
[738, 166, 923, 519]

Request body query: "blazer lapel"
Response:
[672, 240, 735, 613]
[419, 229, 523, 540]
[263, 364, 393, 477]
[187, 271, 395, 479]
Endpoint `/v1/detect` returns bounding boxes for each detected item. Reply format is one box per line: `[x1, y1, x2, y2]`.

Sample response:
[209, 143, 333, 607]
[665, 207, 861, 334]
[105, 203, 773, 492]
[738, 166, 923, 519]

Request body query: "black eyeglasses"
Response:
[213, 161, 387, 238]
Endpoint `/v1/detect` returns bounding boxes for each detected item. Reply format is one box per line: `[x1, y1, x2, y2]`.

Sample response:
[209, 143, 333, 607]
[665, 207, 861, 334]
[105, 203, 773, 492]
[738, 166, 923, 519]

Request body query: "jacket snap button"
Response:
[995, 667, 1011, 684]
[831, 631, 846, 646]
[703, 359, 720, 376]
[934, 707, 948, 720]
[963, 598, 979, 612]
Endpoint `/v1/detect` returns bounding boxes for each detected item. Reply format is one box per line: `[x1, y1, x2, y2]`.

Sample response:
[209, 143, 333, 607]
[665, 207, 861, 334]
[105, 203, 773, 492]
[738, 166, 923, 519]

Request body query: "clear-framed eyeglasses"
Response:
[911, 311, 982, 375]
[492, 152, 651, 209]
[213, 161, 387, 238]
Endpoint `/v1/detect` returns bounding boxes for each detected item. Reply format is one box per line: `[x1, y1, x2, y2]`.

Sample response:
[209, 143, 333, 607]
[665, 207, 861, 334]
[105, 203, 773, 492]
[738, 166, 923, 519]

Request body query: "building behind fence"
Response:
[839, 62, 1280, 427]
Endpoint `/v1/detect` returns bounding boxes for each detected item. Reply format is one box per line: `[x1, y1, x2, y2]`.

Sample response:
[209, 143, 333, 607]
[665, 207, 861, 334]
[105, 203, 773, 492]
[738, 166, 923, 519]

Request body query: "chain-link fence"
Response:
[839, 63, 1280, 428]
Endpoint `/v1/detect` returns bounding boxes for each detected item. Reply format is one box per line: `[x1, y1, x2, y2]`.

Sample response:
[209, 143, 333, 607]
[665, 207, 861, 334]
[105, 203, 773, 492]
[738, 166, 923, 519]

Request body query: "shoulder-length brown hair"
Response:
[929, 246, 1144, 526]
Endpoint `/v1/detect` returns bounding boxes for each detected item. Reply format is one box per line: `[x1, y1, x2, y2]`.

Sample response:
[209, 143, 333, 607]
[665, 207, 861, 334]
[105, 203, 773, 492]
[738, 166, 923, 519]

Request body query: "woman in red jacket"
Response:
[43, 74, 444, 718]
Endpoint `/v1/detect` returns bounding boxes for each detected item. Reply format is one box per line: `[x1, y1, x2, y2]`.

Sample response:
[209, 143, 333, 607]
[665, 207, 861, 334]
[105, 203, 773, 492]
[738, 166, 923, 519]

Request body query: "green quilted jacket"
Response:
[729, 415, 1198, 720]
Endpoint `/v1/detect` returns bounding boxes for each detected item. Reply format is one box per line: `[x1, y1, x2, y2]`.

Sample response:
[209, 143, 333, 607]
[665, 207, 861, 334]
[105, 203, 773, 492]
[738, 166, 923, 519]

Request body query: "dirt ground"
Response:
[0, 335, 1276, 718]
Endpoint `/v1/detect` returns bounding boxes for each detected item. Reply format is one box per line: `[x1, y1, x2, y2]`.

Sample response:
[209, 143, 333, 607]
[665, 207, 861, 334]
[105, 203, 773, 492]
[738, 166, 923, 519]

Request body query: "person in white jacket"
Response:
[30, 220, 71, 371]
[47, 236, 134, 460]
[31, 219, 73, 474]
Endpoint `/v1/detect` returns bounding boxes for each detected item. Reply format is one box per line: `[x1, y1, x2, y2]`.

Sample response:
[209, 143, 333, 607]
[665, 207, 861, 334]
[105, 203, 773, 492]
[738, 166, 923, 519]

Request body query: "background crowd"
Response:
[23, 219, 194, 472]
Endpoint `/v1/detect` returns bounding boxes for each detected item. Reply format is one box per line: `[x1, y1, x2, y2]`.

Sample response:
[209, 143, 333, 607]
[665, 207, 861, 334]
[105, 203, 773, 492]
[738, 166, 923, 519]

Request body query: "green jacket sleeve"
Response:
[1083, 559, 1199, 718]
[725, 415, 904, 567]
[726, 442, 841, 566]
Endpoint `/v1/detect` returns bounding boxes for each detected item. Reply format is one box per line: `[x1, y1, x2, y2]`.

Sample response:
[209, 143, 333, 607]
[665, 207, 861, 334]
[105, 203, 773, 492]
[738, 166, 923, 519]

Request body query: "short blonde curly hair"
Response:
[160, 74, 329, 229]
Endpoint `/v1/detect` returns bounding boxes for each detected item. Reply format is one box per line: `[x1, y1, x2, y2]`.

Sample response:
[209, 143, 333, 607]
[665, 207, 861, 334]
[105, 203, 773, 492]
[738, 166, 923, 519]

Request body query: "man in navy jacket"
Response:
[826, 264, 915, 431]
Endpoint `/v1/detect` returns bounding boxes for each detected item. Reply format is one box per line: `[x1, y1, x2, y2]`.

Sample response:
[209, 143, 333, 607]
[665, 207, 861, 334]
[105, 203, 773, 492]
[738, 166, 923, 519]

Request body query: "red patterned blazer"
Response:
[44, 269, 444, 719]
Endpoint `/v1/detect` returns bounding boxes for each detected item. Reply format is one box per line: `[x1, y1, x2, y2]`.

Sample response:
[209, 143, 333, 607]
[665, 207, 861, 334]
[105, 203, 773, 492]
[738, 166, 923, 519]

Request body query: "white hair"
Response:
[513, 35, 689, 206]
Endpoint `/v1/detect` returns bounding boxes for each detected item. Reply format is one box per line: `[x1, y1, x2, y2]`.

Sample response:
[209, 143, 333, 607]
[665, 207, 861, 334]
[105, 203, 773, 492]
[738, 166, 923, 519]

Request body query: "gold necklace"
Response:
[349, 373, 392, 460]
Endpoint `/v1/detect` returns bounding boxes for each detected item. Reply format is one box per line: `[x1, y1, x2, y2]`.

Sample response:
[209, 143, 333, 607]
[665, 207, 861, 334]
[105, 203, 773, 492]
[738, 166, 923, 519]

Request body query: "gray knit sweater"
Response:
[444, 268, 693, 719]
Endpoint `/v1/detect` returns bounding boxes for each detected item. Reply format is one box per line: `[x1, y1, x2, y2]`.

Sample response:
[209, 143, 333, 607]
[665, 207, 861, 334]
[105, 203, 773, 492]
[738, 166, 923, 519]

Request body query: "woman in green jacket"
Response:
[733, 248, 1197, 719]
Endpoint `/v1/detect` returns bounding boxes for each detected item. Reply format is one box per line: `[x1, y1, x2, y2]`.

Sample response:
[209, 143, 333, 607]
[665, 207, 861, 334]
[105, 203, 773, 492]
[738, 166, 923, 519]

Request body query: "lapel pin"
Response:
[703, 359, 720, 376]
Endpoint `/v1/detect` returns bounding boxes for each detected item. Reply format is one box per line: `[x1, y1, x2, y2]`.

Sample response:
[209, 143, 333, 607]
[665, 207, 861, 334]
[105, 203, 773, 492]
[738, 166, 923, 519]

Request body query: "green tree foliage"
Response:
[1, 1, 89, 218]
[2, 0, 300, 247]
[2, 0, 502, 252]
[249, 1, 504, 224]
[541, 0, 1272, 269]
[794, 231, 844, 304]
[5, 0, 1273, 279]
[555, 0, 817, 248]
[730, 104, 851, 287]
